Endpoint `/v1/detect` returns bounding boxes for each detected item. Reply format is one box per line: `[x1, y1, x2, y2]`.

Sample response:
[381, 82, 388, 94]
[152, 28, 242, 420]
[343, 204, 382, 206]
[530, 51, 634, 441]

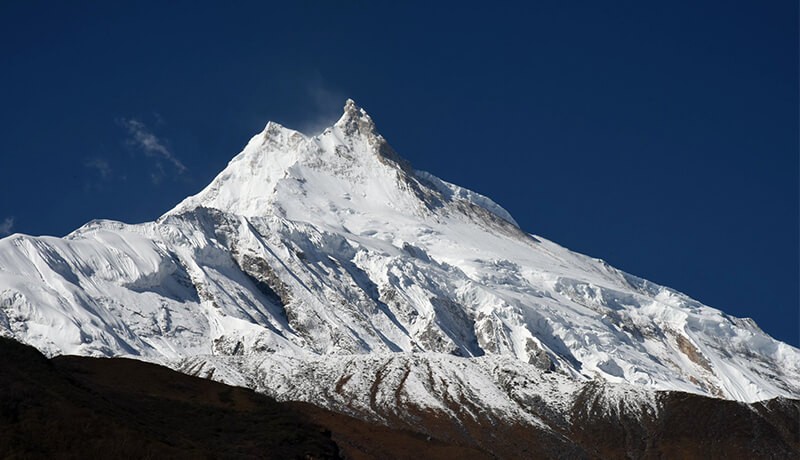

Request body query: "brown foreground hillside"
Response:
[1, 337, 797, 459]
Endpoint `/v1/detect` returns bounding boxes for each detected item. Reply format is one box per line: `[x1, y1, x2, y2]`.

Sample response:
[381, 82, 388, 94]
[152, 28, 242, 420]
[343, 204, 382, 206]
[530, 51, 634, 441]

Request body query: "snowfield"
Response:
[1, 100, 798, 426]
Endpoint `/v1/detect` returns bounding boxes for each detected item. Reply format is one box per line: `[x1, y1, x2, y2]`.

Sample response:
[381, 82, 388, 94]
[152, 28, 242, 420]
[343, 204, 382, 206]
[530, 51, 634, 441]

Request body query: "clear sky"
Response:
[1, 1, 797, 346]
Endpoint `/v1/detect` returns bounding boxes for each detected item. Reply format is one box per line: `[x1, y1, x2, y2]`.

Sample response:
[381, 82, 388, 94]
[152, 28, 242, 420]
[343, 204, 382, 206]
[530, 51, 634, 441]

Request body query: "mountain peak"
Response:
[334, 98, 378, 138]
[259, 120, 305, 146]
[262, 120, 286, 134]
[166, 99, 521, 229]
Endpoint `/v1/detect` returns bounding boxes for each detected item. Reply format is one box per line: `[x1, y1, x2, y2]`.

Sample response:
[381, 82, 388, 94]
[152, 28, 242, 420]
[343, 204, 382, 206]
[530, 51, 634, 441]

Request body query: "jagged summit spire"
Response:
[335, 98, 378, 138]
[342, 98, 362, 118]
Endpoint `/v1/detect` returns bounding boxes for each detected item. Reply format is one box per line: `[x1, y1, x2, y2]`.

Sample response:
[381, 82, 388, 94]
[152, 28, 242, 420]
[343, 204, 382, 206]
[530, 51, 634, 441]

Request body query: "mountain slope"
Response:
[0, 100, 798, 434]
[0, 336, 339, 459]
[3, 336, 797, 459]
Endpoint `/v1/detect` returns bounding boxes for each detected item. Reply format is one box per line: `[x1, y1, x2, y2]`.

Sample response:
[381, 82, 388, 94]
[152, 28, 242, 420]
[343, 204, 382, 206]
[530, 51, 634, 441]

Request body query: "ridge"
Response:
[167, 99, 517, 228]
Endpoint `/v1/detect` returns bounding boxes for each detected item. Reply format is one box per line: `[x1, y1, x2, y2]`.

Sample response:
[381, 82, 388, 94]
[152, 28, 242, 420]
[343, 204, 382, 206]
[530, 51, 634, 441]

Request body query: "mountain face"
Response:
[0, 100, 798, 446]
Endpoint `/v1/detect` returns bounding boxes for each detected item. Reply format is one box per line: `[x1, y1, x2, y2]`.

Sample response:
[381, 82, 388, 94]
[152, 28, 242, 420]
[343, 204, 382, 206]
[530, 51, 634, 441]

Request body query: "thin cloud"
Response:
[149, 163, 166, 185]
[0, 217, 14, 236]
[119, 117, 186, 174]
[299, 80, 347, 136]
[84, 157, 112, 180]
[152, 111, 166, 126]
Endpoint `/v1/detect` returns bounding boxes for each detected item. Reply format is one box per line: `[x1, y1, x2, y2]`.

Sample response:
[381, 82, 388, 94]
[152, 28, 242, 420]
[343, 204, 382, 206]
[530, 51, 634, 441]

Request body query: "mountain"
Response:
[0, 100, 798, 455]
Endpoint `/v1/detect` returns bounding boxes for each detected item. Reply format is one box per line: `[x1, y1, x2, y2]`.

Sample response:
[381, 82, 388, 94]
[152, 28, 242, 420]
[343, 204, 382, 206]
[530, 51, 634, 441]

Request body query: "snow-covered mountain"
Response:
[1, 100, 798, 431]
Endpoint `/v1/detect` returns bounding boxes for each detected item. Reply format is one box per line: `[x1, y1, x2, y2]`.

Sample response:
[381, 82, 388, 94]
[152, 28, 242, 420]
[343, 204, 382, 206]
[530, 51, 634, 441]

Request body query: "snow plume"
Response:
[0, 217, 14, 236]
[298, 80, 347, 136]
[119, 117, 186, 180]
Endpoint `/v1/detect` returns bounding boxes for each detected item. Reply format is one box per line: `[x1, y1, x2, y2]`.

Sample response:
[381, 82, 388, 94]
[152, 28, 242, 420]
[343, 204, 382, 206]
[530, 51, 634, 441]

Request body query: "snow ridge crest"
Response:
[168, 100, 515, 227]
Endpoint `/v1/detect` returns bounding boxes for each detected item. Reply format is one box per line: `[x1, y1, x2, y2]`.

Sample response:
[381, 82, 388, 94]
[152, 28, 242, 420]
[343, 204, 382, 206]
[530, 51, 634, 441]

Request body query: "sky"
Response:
[0, 1, 797, 346]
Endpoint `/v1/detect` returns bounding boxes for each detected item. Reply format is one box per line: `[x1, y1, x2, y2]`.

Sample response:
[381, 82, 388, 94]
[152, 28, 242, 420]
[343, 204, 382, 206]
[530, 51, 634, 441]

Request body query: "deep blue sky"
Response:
[1, 1, 797, 346]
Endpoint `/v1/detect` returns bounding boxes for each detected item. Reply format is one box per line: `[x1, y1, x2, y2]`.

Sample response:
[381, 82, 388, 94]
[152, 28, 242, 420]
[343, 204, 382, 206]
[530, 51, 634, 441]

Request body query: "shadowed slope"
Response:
[0, 336, 337, 458]
[0, 337, 797, 458]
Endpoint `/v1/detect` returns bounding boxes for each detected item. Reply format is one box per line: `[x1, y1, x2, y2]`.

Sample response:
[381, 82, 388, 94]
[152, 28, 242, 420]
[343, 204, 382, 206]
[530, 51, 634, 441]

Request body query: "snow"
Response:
[0, 100, 798, 423]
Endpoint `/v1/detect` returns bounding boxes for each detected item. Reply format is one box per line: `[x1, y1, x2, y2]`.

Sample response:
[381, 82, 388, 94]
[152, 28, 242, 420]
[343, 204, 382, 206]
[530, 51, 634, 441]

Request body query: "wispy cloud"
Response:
[118, 117, 186, 181]
[299, 79, 347, 135]
[0, 217, 14, 236]
[84, 157, 112, 180]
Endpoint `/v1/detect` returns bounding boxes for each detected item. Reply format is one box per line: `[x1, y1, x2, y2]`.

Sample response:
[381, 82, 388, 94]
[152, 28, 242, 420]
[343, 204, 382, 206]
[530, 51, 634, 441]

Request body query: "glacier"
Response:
[1, 99, 798, 428]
